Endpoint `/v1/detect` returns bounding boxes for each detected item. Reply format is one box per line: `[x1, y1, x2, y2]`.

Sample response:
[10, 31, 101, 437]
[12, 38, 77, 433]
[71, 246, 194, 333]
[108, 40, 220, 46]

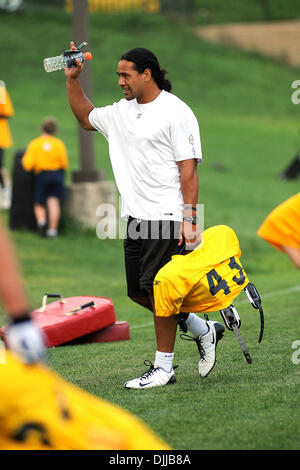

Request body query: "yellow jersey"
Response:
[0, 351, 170, 450]
[257, 192, 300, 251]
[0, 87, 14, 148]
[154, 225, 249, 316]
[22, 135, 68, 174]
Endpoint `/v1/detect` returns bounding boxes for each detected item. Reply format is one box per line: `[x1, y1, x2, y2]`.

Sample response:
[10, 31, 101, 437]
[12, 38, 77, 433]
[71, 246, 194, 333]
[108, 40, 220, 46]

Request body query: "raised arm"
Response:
[65, 41, 95, 130]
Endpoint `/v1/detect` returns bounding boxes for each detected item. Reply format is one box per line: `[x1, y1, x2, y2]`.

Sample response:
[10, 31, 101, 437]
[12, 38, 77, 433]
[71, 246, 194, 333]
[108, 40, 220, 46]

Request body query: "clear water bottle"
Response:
[44, 42, 92, 73]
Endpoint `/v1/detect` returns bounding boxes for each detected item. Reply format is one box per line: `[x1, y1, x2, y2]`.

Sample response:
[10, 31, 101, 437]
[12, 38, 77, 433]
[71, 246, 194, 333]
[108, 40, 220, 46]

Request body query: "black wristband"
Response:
[10, 312, 32, 324]
[183, 216, 198, 225]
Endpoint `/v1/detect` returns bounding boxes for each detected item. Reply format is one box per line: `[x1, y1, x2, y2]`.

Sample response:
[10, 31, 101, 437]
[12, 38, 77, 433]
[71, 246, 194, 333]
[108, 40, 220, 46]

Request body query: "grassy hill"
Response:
[194, 0, 300, 24]
[0, 9, 300, 450]
[1, 9, 299, 213]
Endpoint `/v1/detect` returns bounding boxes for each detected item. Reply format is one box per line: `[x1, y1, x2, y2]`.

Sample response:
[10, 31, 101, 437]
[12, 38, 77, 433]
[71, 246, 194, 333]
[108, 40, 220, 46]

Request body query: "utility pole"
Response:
[72, 0, 104, 182]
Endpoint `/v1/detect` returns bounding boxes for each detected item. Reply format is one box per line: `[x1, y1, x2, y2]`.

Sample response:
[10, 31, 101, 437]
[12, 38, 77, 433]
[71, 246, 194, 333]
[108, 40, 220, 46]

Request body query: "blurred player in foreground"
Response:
[0, 352, 169, 450]
[0, 216, 169, 449]
[257, 193, 300, 270]
[0, 214, 45, 363]
[125, 225, 250, 389]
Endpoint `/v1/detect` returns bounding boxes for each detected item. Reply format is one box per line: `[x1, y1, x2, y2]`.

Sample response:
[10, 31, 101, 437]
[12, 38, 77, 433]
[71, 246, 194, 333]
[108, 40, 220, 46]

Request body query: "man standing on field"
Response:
[65, 43, 225, 388]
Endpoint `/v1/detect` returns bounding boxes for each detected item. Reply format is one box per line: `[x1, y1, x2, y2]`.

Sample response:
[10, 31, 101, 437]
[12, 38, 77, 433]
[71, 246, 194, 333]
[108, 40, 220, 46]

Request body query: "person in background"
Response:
[0, 83, 14, 208]
[257, 192, 300, 270]
[22, 117, 69, 238]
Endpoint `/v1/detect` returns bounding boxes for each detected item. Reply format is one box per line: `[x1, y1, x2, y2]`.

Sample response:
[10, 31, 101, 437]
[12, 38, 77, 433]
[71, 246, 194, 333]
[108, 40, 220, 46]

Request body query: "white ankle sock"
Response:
[154, 351, 174, 373]
[47, 229, 57, 237]
[185, 313, 209, 338]
[37, 220, 47, 227]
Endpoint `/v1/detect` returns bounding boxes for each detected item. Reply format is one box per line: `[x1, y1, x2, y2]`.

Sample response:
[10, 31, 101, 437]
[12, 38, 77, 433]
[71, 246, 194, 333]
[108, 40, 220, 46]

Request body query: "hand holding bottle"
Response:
[44, 41, 92, 75]
[64, 41, 86, 79]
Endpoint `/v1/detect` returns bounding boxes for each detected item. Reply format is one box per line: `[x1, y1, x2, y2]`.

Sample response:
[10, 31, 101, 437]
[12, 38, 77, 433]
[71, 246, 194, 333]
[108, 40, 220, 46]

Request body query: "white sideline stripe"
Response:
[130, 284, 300, 329]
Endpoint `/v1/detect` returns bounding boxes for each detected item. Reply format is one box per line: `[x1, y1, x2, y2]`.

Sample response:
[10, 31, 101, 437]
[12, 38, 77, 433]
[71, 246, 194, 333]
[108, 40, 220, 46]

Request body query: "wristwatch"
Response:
[183, 216, 198, 225]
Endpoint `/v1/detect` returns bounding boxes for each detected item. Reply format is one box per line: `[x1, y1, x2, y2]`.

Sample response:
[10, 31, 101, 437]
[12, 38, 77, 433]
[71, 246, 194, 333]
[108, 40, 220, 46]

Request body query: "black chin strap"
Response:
[244, 283, 264, 343]
[177, 312, 189, 333]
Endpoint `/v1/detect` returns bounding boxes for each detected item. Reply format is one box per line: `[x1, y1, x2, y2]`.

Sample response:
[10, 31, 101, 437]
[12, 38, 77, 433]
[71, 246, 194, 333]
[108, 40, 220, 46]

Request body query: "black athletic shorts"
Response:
[124, 217, 184, 298]
[34, 170, 66, 205]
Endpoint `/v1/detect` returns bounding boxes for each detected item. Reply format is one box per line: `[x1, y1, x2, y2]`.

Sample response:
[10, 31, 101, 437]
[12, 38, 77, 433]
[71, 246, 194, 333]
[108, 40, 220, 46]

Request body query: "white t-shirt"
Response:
[89, 90, 202, 221]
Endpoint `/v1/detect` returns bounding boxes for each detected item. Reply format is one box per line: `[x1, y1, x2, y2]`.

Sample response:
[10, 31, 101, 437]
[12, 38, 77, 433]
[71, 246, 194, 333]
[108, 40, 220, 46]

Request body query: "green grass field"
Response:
[0, 8, 300, 450]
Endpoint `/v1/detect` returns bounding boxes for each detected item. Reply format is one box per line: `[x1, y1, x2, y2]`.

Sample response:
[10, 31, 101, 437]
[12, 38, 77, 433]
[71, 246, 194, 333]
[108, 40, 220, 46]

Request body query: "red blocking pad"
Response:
[0, 296, 117, 348]
[61, 321, 130, 346]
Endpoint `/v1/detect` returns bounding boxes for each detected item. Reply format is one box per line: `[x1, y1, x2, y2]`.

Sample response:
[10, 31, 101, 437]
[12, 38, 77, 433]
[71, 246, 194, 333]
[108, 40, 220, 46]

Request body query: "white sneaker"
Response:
[180, 320, 225, 378]
[196, 321, 225, 377]
[46, 229, 58, 238]
[124, 360, 177, 389]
